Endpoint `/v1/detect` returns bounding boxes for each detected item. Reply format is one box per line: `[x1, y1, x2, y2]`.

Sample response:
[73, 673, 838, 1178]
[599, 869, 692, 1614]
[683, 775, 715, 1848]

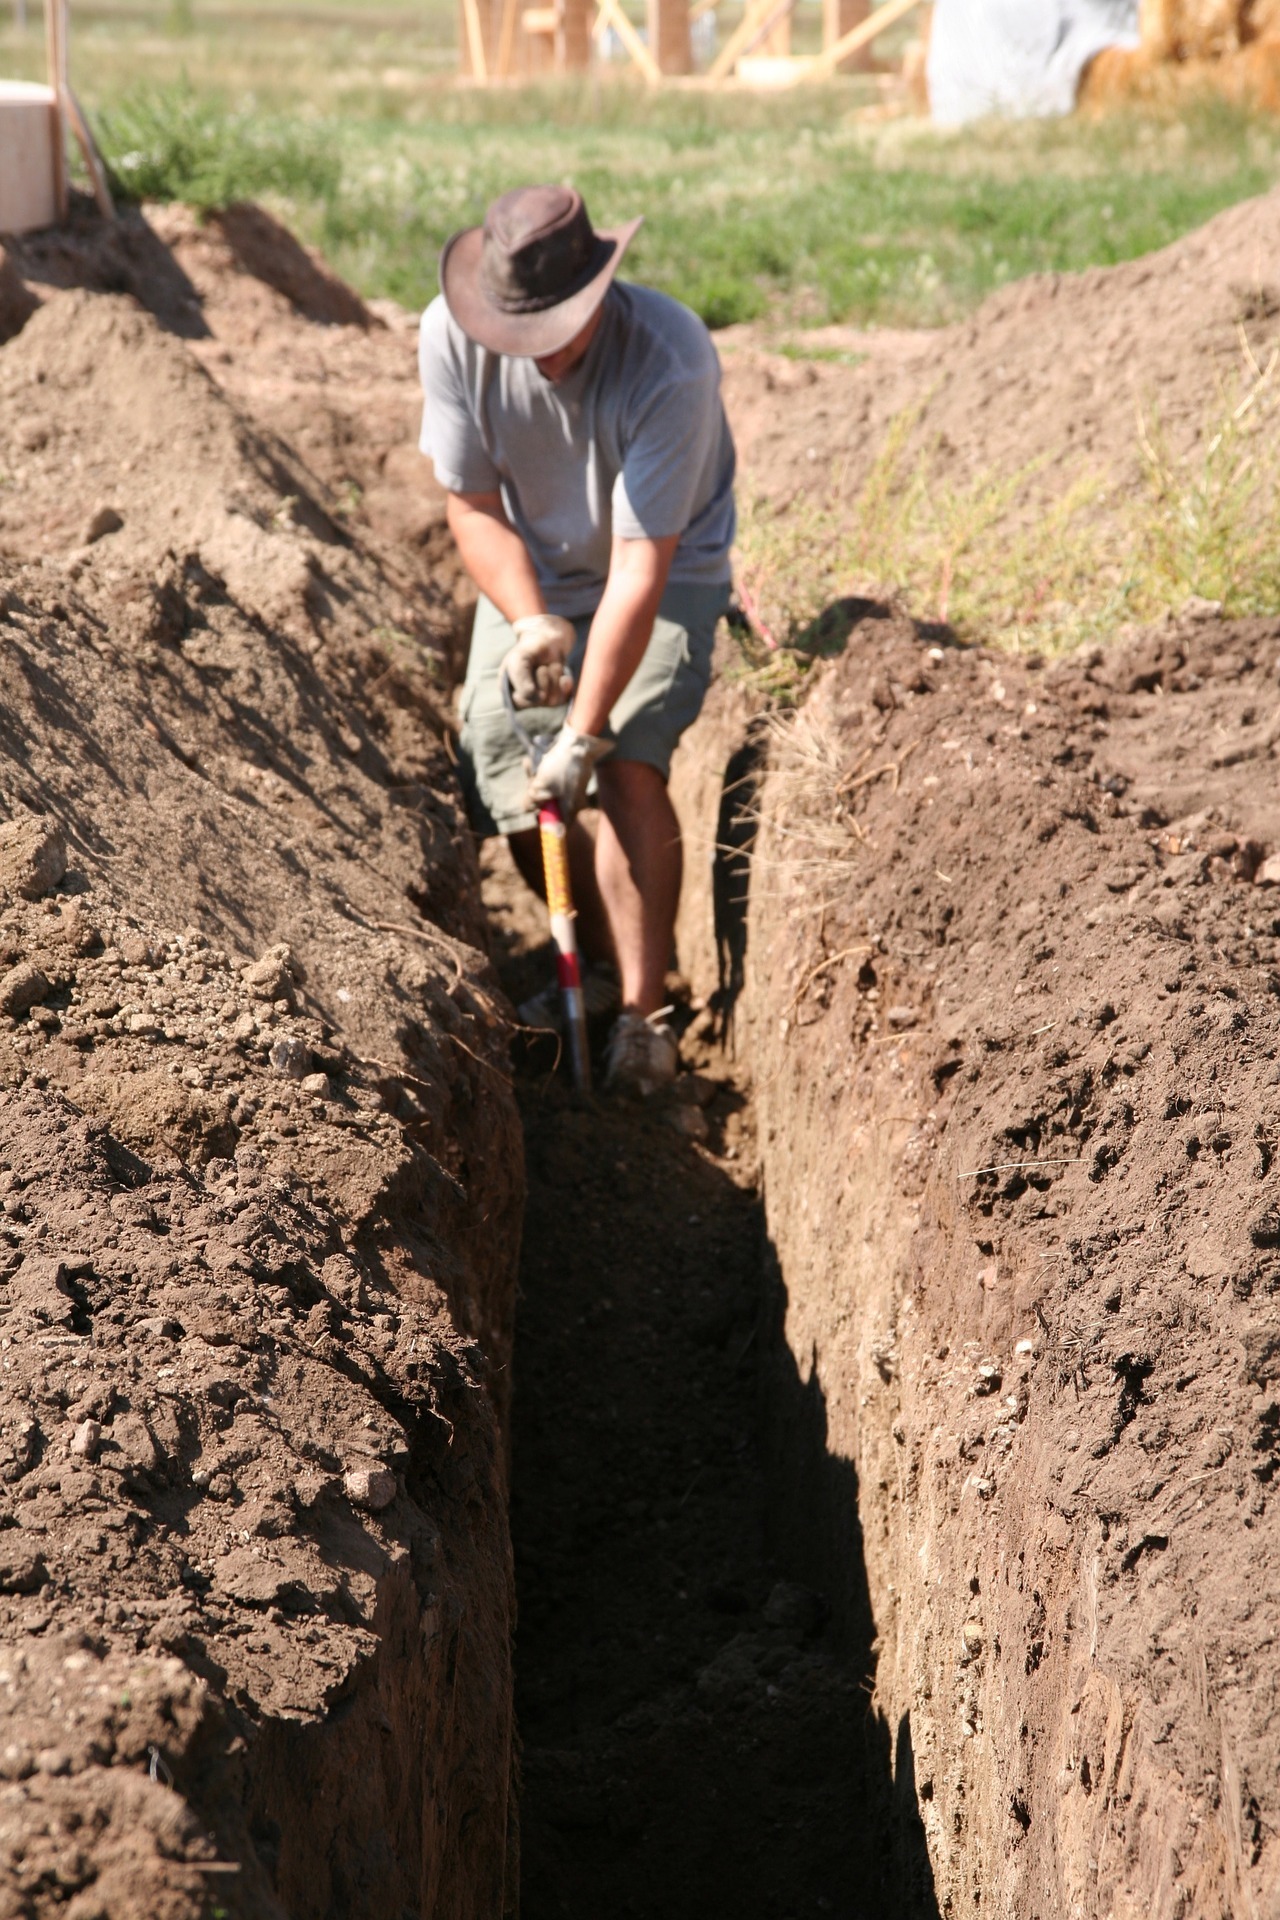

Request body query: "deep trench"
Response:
[483, 853, 940, 1920]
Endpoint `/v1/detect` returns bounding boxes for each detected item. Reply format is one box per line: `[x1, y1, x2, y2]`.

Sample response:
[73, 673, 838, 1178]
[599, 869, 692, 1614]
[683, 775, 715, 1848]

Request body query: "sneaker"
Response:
[518, 961, 621, 1032]
[605, 1008, 679, 1097]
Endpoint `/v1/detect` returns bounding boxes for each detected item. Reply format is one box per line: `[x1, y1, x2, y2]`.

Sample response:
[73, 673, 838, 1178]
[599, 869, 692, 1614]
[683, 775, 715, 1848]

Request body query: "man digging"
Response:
[419, 184, 736, 1095]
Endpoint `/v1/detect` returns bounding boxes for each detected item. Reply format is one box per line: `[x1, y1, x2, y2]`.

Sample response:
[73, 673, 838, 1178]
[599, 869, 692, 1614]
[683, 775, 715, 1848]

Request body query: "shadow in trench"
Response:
[510, 1066, 941, 1920]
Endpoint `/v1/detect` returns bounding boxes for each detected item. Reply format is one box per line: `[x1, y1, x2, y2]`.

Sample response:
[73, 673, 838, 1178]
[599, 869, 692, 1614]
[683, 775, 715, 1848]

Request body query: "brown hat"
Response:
[440, 184, 642, 358]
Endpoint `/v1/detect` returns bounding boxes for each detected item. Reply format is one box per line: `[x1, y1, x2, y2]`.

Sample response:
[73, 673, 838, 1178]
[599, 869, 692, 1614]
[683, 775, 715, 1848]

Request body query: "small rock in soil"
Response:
[83, 505, 124, 544]
[345, 1466, 397, 1511]
[300, 1070, 331, 1098]
[270, 1035, 312, 1078]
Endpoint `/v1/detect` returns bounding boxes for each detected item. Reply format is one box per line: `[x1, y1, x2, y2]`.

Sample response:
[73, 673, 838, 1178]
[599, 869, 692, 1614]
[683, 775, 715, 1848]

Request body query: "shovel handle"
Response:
[538, 800, 591, 1092]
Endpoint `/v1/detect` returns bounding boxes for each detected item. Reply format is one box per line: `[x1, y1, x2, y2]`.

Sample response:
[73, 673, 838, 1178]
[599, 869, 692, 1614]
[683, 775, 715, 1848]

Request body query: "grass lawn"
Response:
[4, 8, 1280, 329]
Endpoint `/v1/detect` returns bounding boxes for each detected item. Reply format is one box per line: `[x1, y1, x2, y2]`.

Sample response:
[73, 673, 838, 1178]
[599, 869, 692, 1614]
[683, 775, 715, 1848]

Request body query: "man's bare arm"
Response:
[569, 534, 680, 739]
[446, 490, 544, 624]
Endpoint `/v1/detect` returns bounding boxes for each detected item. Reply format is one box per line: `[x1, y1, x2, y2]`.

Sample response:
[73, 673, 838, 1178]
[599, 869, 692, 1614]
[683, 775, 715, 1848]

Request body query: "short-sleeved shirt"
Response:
[418, 282, 736, 618]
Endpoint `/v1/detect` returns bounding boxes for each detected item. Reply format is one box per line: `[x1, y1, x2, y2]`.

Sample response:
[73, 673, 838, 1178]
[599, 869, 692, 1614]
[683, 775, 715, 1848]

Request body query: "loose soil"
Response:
[0, 203, 519, 1918]
[718, 182, 1280, 514]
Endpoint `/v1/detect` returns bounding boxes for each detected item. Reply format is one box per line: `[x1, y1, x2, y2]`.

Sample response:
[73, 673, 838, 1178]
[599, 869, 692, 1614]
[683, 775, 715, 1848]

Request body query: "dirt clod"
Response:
[0, 815, 66, 901]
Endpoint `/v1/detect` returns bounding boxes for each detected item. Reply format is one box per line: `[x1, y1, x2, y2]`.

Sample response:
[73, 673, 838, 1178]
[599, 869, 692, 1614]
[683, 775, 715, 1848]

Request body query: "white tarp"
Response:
[927, 0, 1140, 124]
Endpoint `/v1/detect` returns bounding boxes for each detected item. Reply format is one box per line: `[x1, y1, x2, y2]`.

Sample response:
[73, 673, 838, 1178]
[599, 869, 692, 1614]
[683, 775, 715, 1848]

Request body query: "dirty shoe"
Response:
[518, 961, 620, 1032]
[605, 1008, 679, 1097]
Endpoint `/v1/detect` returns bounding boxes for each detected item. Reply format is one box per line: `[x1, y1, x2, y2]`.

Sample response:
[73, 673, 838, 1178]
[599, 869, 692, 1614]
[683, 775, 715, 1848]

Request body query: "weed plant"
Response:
[733, 361, 1280, 679]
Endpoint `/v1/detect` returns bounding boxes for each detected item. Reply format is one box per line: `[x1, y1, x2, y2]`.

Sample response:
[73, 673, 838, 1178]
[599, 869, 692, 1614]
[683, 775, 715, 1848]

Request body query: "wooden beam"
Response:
[649, 0, 691, 73]
[43, 0, 67, 216]
[462, 0, 489, 79]
[804, 0, 919, 79]
[706, 0, 787, 81]
[822, 0, 870, 72]
[66, 86, 114, 218]
[496, 0, 520, 73]
[592, 0, 663, 83]
[558, 0, 593, 70]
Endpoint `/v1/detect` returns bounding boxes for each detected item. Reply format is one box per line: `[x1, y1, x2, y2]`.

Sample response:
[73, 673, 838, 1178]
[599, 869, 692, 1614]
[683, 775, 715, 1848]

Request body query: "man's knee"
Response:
[597, 757, 667, 814]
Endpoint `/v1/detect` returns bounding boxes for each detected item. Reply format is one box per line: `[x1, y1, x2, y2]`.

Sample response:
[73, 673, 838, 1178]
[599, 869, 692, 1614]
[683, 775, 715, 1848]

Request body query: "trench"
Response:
[479, 844, 939, 1920]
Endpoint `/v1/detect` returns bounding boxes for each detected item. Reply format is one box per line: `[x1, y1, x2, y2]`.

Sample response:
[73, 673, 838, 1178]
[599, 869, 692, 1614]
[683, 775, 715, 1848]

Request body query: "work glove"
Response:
[527, 724, 612, 821]
[502, 613, 576, 709]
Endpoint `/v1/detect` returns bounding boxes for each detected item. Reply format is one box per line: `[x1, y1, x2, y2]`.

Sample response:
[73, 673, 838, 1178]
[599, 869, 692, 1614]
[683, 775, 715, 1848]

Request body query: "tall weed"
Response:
[734, 360, 1280, 680]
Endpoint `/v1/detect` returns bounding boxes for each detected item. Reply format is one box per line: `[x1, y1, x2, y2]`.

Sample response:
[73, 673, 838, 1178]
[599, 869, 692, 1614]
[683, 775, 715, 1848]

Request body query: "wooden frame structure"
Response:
[459, 0, 923, 85]
[0, 0, 114, 234]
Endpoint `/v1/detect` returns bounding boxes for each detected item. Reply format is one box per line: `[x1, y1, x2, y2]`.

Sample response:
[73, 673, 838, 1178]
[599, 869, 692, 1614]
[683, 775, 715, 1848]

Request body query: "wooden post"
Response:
[762, 1, 790, 56]
[822, 0, 870, 70]
[43, 0, 67, 216]
[648, 0, 691, 74]
[557, 0, 592, 70]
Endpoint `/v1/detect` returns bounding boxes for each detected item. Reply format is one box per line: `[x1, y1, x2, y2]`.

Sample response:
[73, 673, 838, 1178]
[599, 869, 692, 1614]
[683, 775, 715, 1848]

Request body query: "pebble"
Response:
[70, 1419, 101, 1461]
[973, 1359, 1003, 1396]
[83, 505, 124, 544]
[119, 934, 156, 968]
[886, 1005, 918, 1030]
[269, 1036, 312, 1079]
[344, 1466, 396, 1511]
[669, 1105, 708, 1142]
[299, 1071, 330, 1098]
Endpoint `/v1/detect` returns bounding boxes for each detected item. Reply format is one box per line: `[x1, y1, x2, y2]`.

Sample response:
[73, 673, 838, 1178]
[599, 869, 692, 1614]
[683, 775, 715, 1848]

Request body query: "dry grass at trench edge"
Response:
[731, 342, 1280, 703]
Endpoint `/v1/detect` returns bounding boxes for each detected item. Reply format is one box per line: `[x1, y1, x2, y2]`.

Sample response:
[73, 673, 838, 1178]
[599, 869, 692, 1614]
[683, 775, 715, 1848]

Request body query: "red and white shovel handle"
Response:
[537, 799, 591, 1091]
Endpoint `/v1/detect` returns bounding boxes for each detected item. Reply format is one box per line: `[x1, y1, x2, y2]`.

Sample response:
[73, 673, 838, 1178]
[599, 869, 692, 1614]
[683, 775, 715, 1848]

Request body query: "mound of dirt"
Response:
[673, 603, 1280, 1917]
[719, 182, 1280, 512]
[0, 234, 520, 1914]
[3, 200, 468, 657]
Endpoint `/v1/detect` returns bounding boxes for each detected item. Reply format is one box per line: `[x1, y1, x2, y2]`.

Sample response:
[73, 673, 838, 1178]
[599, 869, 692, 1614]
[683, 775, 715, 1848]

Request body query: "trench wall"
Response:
[672, 611, 1280, 1920]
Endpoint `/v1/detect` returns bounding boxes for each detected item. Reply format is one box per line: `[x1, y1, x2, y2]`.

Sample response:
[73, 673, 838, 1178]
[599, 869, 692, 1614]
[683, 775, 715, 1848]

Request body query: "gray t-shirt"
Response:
[418, 282, 736, 618]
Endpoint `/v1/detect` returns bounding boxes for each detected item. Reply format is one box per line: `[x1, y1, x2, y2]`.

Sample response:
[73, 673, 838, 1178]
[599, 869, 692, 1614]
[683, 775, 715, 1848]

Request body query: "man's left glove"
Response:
[527, 725, 612, 821]
[502, 613, 576, 709]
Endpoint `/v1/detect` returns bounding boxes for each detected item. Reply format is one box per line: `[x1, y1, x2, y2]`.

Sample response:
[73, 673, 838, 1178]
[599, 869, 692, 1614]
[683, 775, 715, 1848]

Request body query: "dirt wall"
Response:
[675, 607, 1280, 1918]
[0, 226, 521, 1917]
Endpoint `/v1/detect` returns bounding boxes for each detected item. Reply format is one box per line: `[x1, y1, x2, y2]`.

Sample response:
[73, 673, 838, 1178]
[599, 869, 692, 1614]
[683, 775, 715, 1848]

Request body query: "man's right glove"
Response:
[501, 613, 576, 709]
[527, 724, 612, 821]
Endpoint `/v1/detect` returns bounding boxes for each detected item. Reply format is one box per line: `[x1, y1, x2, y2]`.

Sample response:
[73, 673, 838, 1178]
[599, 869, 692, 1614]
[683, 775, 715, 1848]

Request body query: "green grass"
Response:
[2, 18, 1265, 331]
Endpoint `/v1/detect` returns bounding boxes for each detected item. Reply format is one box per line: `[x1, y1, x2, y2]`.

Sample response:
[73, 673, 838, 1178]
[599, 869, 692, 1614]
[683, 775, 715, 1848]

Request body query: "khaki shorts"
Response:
[456, 580, 730, 838]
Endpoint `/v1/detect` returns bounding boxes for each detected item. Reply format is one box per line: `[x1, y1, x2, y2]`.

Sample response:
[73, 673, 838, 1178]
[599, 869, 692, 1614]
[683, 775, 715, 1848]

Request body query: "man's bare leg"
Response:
[507, 821, 615, 968]
[594, 759, 680, 1018]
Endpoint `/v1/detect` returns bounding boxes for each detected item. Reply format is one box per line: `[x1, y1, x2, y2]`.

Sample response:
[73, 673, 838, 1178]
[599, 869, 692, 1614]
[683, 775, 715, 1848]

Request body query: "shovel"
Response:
[501, 667, 591, 1092]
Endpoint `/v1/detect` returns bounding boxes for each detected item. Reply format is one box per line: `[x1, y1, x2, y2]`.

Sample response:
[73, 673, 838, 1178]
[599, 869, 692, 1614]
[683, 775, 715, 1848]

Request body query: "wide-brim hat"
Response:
[441, 184, 643, 358]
